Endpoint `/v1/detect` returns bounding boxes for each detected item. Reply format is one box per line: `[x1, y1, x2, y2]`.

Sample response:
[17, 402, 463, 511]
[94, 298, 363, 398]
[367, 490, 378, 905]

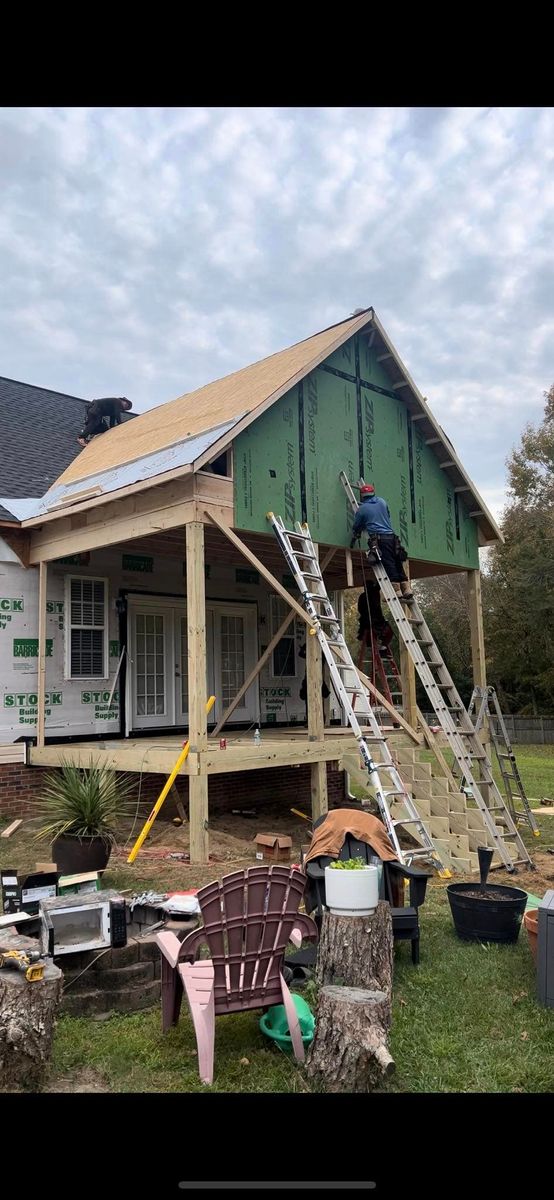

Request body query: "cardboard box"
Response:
[58, 872, 100, 896]
[254, 833, 292, 863]
[35, 861, 58, 873]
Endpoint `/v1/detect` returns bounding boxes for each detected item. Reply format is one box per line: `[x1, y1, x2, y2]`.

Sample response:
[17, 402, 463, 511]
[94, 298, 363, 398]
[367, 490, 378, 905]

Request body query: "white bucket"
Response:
[324, 864, 379, 917]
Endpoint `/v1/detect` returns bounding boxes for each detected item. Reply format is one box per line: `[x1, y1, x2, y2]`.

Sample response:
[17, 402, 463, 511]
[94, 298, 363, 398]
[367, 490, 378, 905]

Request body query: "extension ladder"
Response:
[267, 511, 451, 877]
[467, 687, 539, 835]
[340, 471, 533, 871]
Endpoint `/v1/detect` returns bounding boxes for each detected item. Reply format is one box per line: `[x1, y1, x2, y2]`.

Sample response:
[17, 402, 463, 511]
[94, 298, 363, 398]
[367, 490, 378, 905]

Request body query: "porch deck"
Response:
[29, 724, 413, 776]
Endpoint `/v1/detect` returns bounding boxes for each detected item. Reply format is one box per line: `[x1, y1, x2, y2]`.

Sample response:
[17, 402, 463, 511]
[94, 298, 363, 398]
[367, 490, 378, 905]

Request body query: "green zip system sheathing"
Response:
[233, 333, 479, 569]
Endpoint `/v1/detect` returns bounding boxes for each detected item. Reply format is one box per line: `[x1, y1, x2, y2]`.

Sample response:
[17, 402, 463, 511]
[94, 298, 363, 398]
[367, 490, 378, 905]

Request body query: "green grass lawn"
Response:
[1, 745, 553, 1093]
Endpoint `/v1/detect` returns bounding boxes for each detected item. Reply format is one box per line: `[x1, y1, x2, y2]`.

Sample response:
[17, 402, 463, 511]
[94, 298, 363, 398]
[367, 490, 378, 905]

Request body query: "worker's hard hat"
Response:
[360, 483, 375, 495]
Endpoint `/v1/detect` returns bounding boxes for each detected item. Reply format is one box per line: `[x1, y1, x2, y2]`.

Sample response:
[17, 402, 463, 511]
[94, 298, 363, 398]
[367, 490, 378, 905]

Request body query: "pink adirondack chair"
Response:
[156, 865, 318, 1085]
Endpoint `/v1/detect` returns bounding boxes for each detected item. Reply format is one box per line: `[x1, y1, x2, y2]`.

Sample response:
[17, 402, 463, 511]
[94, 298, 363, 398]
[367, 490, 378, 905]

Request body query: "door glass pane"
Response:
[180, 617, 188, 713]
[221, 614, 245, 708]
[135, 613, 166, 718]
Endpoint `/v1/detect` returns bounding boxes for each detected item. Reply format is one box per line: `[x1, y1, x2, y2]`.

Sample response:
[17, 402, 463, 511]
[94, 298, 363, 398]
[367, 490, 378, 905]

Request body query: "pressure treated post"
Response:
[467, 567, 490, 762]
[37, 561, 47, 750]
[186, 522, 209, 863]
[467, 569, 486, 690]
[307, 630, 328, 820]
[399, 566, 417, 730]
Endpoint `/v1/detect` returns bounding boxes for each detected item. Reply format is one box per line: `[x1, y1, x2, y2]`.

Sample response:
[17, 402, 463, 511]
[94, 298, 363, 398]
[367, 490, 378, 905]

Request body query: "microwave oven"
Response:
[39, 890, 127, 957]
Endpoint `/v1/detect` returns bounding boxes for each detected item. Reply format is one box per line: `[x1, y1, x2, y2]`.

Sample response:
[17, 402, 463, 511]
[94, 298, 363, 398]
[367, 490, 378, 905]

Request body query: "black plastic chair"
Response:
[299, 816, 431, 965]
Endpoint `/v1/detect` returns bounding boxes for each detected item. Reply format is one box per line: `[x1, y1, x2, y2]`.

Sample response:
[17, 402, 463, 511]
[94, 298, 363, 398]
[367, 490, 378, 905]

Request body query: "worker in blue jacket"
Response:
[350, 483, 414, 601]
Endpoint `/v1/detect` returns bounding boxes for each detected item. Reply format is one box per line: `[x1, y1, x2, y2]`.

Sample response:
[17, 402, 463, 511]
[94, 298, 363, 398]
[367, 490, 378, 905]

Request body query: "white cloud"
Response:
[0, 105, 552, 511]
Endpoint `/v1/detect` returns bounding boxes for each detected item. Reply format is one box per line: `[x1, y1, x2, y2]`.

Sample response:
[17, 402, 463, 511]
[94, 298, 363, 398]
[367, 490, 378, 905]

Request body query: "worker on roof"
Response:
[350, 483, 414, 601]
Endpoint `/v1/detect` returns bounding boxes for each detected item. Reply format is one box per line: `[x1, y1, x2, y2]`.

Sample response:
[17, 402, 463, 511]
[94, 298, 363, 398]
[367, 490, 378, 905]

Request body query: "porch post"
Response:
[186, 522, 209, 863]
[306, 630, 328, 821]
[37, 561, 47, 750]
[467, 568, 487, 690]
[399, 566, 417, 729]
[467, 567, 490, 762]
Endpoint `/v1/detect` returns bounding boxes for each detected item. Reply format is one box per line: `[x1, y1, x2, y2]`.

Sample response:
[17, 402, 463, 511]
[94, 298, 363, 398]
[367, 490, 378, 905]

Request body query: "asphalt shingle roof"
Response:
[0, 377, 133, 521]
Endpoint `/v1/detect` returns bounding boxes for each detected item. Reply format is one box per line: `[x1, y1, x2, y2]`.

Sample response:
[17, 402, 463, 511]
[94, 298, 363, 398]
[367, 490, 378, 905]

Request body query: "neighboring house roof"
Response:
[0, 377, 91, 521]
[21, 310, 502, 546]
[0, 377, 136, 523]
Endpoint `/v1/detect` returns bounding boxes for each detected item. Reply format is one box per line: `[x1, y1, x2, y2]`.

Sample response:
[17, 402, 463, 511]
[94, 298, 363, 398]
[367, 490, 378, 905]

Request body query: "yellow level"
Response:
[127, 695, 216, 864]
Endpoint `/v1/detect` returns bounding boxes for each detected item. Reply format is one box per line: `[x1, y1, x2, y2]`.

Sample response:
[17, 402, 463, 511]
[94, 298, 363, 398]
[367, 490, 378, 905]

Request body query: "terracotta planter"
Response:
[52, 834, 111, 876]
[523, 909, 538, 966]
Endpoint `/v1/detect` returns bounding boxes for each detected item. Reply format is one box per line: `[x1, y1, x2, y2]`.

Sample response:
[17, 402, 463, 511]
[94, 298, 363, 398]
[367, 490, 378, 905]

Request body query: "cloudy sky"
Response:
[1, 106, 553, 520]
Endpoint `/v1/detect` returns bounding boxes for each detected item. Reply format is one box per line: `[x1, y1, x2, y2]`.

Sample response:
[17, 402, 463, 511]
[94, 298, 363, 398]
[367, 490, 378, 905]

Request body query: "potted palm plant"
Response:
[35, 759, 135, 875]
[325, 857, 380, 917]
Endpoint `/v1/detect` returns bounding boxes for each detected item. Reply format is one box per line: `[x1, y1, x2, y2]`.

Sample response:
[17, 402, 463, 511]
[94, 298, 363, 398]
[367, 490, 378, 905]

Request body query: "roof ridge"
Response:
[0, 376, 89, 405]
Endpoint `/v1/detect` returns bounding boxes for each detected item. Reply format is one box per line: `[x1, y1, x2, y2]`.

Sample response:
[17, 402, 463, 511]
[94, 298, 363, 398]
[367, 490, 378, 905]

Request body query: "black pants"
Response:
[370, 533, 408, 584]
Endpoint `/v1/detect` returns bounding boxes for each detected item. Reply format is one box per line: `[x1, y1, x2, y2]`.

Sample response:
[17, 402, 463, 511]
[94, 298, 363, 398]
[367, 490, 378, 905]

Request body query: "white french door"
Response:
[128, 597, 258, 731]
[212, 602, 259, 726]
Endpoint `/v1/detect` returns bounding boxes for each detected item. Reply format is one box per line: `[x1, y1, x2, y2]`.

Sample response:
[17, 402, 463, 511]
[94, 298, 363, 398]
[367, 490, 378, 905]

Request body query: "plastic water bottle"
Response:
[253, 726, 261, 746]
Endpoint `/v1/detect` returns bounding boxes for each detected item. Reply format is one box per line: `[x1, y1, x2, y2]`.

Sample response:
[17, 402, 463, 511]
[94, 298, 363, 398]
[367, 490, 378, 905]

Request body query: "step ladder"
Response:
[340, 471, 533, 872]
[266, 510, 451, 877]
[356, 629, 403, 720]
[467, 687, 539, 836]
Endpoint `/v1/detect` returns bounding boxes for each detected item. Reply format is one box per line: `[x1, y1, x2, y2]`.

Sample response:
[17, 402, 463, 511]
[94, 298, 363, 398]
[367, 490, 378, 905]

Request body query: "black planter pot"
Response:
[52, 834, 112, 876]
[447, 882, 527, 944]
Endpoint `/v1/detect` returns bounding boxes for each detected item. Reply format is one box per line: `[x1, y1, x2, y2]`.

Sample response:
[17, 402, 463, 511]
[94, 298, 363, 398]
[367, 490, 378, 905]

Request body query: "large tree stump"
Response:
[0, 931, 63, 1091]
[315, 900, 393, 997]
[306, 986, 395, 1091]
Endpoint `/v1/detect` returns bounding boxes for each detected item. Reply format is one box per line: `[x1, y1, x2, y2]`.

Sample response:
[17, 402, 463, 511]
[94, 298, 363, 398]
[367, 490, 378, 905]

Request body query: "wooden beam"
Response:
[186, 522, 209, 863]
[212, 547, 336, 736]
[425, 437, 441, 445]
[205, 512, 316, 629]
[439, 461, 455, 469]
[29, 482, 196, 562]
[345, 548, 354, 587]
[37, 562, 47, 750]
[467, 569, 486, 690]
[392, 380, 410, 389]
[467, 567, 490, 768]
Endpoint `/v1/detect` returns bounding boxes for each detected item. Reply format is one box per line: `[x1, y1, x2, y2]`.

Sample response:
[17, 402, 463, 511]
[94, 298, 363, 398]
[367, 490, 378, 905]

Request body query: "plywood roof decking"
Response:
[54, 312, 368, 488]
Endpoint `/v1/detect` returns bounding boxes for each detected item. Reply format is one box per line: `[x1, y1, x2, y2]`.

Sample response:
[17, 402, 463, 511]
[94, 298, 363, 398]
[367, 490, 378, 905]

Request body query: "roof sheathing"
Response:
[24, 309, 501, 547]
[52, 311, 372, 489]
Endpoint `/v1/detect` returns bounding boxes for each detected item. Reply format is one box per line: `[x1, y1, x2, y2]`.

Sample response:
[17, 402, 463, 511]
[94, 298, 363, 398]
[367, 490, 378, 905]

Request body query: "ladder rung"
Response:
[392, 818, 425, 827]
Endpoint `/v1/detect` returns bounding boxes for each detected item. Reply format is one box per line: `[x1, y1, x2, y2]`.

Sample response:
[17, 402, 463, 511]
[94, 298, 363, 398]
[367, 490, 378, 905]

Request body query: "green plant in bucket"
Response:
[329, 857, 367, 870]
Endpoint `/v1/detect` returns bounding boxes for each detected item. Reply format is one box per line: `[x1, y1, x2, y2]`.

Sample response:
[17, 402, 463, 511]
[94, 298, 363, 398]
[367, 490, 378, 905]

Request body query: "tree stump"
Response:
[306, 986, 395, 1091]
[0, 931, 63, 1091]
[315, 900, 393, 997]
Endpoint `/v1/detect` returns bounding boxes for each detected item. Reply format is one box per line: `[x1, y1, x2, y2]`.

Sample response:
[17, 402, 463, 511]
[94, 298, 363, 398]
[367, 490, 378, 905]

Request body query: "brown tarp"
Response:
[304, 808, 398, 866]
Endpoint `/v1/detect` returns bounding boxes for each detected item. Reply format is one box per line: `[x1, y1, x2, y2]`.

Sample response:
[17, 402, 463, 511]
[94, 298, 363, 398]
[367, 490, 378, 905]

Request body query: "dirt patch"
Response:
[44, 1067, 111, 1092]
[493, 851, 554, 896]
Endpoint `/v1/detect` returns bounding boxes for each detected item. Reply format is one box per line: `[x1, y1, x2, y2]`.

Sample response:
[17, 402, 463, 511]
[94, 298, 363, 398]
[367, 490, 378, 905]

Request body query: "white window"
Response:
[269, 596, 296, 678]
[66, 576, 108, 679]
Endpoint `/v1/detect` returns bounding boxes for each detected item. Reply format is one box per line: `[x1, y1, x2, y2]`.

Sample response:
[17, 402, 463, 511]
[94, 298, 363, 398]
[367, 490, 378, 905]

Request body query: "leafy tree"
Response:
[485, 386, 554, 713]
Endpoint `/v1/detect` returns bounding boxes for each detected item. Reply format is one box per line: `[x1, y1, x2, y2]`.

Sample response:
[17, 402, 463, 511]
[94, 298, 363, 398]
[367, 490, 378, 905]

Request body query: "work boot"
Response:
[392, 582, 402, 598]
[400, 581, 414, 602]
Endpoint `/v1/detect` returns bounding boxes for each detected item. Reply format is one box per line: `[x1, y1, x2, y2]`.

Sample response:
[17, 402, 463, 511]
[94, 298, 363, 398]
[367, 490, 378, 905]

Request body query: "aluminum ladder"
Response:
[267, 510, 451, 877]
[467, 686, 539, 836]
[340, 470, 533, 871]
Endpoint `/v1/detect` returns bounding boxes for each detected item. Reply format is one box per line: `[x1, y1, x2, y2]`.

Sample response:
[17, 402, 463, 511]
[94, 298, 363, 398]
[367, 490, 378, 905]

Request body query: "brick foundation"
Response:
[0, 760, 346, 823]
